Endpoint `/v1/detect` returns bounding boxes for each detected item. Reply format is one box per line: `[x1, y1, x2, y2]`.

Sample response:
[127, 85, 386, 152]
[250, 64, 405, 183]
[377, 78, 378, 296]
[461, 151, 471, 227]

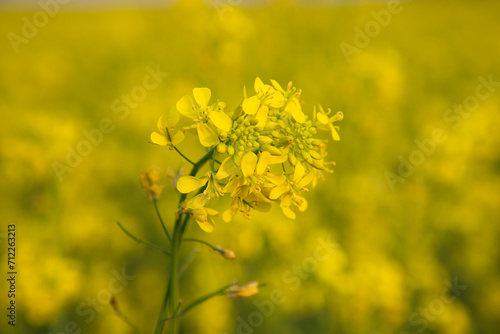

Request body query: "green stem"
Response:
[164, 282, 237, 320]
[166, 128, 195, 165]
[153, 145, 218, 334]
[183, 238, 223, 254]
[154, 199, 171, 243]
[116, 222, 170, 256]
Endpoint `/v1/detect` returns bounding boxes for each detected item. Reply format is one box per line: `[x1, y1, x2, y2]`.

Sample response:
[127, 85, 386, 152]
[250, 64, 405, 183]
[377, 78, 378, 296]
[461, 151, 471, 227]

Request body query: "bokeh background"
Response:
[1, 0, 500, 333]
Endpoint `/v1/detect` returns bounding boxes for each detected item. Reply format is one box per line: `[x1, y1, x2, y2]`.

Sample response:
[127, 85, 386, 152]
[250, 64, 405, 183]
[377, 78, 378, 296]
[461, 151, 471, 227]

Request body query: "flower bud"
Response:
[219, 131, 228, 140]
[227, 145, 235, 156]
[301, 151, 313, 164]
[262, 145, 282, 155]
[271, 131, 282, 138]
[312, 159, 325, 170]
[217, 143, 227, 154]
[279, 136, 293, 146]
[309, 150, 322, 160]
[257, 136, 274, 145]
[250, 118, 259, 125]
[288, 153, 297, 166]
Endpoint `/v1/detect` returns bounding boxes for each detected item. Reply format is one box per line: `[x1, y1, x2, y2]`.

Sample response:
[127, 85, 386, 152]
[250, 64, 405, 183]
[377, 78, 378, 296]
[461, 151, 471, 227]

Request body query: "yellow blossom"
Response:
[150, 109, 185, 148]
[226, 281, 259, 298]
[176, 88, 232, 147]
[140, 167, 164, 200]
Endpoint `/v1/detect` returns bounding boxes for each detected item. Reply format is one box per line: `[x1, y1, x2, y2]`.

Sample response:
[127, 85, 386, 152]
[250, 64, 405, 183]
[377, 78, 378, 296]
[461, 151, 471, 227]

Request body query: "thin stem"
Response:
[153, 199, 171, 243]
[183, 238, 222, 254]
[163, 282, 237, 320]
[153, 145, 218, 334]
[166, 128, 195, 165]
[116, 222, 170, 256]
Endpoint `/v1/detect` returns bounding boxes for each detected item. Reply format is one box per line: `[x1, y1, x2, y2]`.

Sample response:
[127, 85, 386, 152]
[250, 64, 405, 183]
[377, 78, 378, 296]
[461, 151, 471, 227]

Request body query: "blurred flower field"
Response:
[1, 0, 500, 333]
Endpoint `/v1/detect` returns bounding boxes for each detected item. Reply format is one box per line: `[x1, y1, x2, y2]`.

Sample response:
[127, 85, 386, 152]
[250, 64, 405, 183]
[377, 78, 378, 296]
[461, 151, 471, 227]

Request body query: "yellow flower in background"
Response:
[150, 108, 185, 149]
[140, 167, 164, 200]
[226, 281, 259, 298]
[176, 87, 232, 147]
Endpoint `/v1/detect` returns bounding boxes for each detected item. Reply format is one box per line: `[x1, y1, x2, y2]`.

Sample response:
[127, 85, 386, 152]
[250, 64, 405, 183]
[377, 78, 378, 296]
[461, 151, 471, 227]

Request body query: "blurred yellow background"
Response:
[1, 0, 500, 333]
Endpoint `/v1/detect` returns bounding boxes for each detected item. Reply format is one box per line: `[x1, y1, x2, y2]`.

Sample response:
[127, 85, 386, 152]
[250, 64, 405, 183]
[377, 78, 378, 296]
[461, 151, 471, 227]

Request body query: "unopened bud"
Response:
[309, 150, 322, 160]
[301, 151, 313, 164]
[257, 136, 274, 145]
[217, 143, 227, 154]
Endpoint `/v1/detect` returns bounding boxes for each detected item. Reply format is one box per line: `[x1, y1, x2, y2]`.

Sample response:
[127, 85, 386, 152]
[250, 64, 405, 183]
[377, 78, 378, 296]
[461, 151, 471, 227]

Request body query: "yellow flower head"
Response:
[226, 281, 259, 298]
[151, 78, 343, 228]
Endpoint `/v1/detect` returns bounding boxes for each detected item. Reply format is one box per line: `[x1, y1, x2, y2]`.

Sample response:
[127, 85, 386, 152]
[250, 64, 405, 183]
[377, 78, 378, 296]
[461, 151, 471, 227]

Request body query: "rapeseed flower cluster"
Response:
[151, 78, 342, 232]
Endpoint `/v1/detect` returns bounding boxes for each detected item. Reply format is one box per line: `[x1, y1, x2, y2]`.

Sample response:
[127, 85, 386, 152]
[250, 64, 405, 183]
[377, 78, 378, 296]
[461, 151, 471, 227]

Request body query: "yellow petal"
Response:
[223, 202, 239, 222]
[317, 111, 329, 125]
[242, 96, 260, 115]
[186, 194, 208, 210]
[254, 77, 265, 94]
[293, 161, 305, 183]
[193, 87, 211, 110]
[205, 208, 219, 217]
[269, 91, 285, 108]
[286, 97, 305, 123]
[177, 176, 208, 193]
[197, 123, 219, 147]
[255, 105, 269, 127]
[197, 217, 215, 233]
[241, 152, 258, 178]
[216, 156, 239, 180]
[170, 130, 185, 146]
[158, 108, 180, 131]
[209, 111, 232, 132]
[270, 79, 285, 94]
[281, 206, 296, 219]
[297, 172, 314, 188]
[176, 95, 197, 119]
[329, 123, 340, 141]
[269, 184, 289, 200]
[268, 149, 289, 164]
[265, 172, 287, 185]
[150, 132, 168, 146]
[296, 196, 308, 212]
[256, 151, 271, 175]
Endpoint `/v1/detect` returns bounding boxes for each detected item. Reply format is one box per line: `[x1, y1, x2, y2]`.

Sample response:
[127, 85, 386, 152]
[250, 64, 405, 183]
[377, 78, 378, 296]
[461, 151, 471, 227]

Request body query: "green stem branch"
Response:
[153, 145, 218, 334]
[116, 222, 170, 256]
